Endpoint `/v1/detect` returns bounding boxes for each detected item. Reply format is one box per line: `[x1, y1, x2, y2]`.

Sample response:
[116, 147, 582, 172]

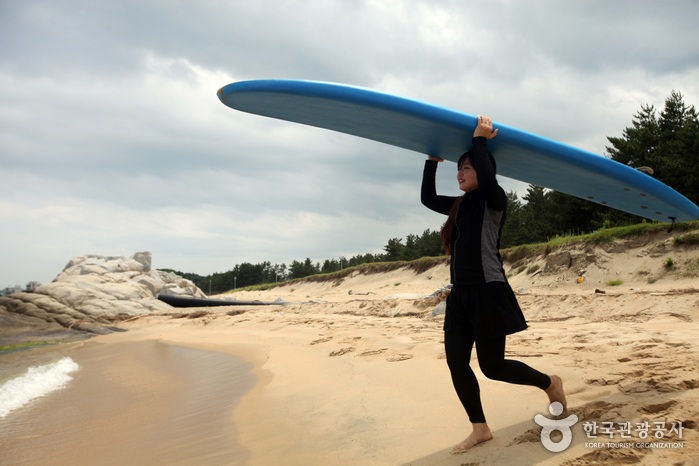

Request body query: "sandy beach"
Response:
[83, 234, 699, 465]
[3, 232, 698, 465]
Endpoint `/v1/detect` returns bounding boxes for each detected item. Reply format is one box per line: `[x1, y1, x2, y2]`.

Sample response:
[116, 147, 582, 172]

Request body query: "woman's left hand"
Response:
[474, 115, 498, 139]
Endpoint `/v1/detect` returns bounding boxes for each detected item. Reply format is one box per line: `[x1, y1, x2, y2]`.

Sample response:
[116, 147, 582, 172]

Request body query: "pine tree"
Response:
[606, 91, 699, 205]
[501, 191, 524, 248]
[383, 238, 405, 261]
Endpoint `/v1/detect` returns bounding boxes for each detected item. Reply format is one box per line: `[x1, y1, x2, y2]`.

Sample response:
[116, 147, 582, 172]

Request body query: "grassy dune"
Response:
[227, 220, 699, 293]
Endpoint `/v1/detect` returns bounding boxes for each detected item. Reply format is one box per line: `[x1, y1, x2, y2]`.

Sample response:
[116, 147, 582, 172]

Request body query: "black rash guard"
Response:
[421, 142, 550, 424]
[421, 137, 508, 285]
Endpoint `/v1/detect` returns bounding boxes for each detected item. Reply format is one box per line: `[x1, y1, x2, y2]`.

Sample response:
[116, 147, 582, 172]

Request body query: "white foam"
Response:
[0, 357, 80, 418]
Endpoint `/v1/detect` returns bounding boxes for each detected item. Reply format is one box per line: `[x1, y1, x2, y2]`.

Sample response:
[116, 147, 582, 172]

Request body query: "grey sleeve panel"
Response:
[481, 204, 506, 283]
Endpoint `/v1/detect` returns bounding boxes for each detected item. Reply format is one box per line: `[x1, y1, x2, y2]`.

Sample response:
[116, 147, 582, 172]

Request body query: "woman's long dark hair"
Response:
[440, 150, 497, 254]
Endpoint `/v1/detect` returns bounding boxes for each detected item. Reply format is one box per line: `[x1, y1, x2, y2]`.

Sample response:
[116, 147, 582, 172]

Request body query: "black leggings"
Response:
[444, 332, 551, 424]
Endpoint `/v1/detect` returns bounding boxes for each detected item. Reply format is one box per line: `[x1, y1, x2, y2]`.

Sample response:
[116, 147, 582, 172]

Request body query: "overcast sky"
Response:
[2, 0, 698, 286]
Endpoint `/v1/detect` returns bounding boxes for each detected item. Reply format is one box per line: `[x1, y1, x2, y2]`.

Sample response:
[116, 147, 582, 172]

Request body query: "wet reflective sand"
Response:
[0, 340, 256, 466]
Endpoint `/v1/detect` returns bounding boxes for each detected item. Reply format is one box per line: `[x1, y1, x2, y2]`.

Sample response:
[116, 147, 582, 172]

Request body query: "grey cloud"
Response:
[1, 0, 698, 285]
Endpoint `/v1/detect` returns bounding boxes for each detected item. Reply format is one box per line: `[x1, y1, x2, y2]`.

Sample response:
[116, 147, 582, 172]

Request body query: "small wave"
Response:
[0, 357, 80, 418]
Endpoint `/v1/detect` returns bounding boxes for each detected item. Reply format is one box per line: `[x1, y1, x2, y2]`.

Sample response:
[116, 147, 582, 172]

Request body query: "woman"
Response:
[421, 115, 567, 454]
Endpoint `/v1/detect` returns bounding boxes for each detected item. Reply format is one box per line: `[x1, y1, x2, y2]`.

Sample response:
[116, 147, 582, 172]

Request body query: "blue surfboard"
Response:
[217, 80, 699, 223]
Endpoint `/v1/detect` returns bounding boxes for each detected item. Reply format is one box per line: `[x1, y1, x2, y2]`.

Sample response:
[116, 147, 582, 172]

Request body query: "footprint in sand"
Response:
[618, 380, 653, 393]
[386, 354, 413, 362]
[640, 400, 677, 414]
[507, 426, 543, 446]
[329, 347, 355, 357]
[631, 351, 660, 360]
[571, 400, 622, 420]
[585, 376, 624, 386]
[664, 342, 691, 351]
[310, 337, 333, 345]
[339, 336, 362, 344]
[563, 449, 648, 465]
[678, 379, 699, 390]
[358, 348, 388, 357]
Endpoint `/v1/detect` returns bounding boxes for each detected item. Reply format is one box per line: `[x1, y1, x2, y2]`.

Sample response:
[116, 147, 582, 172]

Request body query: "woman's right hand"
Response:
[427, 155, 444, 162]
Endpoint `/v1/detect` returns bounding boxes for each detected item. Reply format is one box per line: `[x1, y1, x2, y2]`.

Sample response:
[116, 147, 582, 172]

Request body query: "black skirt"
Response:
[444, 281, 528, 339]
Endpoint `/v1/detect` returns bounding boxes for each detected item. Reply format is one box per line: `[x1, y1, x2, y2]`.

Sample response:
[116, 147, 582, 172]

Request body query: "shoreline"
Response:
[0, 338, 256, 466]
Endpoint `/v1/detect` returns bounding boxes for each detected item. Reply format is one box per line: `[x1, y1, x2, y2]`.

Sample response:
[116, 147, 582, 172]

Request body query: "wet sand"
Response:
[0, 340, 256, 466]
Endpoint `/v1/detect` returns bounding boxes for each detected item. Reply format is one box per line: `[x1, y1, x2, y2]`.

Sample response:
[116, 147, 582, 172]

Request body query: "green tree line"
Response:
[502, 90, 697, 247]
[162, 229, 443, 294]
[166, 91, 697, 294]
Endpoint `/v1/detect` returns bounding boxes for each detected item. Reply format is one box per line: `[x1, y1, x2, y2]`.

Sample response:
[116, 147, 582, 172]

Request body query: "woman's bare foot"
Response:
[545, 375, 567, 410]
[451, 423, 493, 454]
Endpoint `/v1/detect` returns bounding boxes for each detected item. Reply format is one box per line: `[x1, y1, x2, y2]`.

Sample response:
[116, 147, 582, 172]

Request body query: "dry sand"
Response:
[96, 234, 699, 465]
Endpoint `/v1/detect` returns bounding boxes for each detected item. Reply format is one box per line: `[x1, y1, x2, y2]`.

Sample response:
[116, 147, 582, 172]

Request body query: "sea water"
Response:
[0, 356, 80, 418]
[0, 340, 257, 465]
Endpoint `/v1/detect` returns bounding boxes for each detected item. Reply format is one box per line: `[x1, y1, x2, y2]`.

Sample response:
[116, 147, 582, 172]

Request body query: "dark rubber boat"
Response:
[158, 294, 280, 308]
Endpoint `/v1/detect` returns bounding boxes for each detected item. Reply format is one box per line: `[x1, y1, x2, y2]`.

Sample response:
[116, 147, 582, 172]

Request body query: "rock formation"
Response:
[0, 252, 206, 344]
